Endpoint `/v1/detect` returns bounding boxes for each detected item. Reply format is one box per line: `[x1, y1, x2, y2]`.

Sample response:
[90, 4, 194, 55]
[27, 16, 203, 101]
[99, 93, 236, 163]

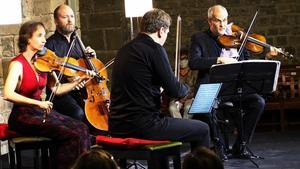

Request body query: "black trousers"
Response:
[194, 93, 265, 146]
[52, 94, 85, 121]
[111, 116, 210, 150]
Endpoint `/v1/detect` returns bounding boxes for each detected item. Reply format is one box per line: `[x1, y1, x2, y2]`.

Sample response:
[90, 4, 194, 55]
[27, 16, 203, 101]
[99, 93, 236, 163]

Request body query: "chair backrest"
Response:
[279, 65, 300, 99]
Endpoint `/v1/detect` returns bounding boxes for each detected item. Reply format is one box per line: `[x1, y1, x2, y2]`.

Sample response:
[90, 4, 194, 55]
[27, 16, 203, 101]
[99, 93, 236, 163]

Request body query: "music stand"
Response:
[209, 60, 280, 167]
[188, 83, 229, 160]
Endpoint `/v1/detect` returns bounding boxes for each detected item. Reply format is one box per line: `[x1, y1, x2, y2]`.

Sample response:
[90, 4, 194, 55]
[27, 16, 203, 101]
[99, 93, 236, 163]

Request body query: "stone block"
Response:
[105, 29, 123, 50]
[276, 36, 288, 46]
[81, 30, 105, 50]
[288, 36, 300, 46]
[33, 0, 52, 15]
[0, 25, 20, 36]
[87, 12, 122, 29]
[0, 36, 15, 58]
[79, 0, 94, 12]
[22, 0, 34, 18]
[268, 28, 279, 36]
[93, 0, 121, 11]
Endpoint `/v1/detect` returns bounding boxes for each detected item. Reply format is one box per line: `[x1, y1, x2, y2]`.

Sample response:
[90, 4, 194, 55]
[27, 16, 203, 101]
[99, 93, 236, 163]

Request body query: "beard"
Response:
[58, 24, 75, 35]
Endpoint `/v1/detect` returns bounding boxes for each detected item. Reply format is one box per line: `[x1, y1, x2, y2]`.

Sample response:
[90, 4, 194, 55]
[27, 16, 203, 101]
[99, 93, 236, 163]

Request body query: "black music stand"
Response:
[209, 60, 280, 167]
[188, 83, 231, 160]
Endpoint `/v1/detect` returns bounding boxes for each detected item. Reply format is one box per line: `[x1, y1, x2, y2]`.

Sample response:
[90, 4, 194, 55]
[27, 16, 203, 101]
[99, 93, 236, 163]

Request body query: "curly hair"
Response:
[18, 21, 45, 53]
[140, 8, 171, 33]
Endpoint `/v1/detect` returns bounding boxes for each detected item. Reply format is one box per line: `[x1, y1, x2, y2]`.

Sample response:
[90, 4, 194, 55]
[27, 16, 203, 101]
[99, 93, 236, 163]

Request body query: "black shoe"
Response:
[231, 143, 257, 159]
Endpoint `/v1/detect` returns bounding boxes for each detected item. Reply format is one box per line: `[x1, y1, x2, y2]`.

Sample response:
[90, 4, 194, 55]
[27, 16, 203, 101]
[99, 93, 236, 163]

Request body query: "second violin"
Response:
[218, 24, 293, 59]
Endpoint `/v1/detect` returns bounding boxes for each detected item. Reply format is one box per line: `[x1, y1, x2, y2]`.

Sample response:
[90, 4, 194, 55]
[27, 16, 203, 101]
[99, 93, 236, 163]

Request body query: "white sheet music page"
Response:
[188, 83, 222, 114]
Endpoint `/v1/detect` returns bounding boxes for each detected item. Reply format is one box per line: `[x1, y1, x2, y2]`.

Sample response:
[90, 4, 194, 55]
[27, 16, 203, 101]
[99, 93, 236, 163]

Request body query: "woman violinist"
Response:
[3, 21, 91, 169]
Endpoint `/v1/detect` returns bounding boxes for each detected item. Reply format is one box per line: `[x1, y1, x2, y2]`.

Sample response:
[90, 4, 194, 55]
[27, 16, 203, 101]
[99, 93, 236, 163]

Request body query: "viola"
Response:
[218, 24, 293, 59]
[34, 48, 103, 80]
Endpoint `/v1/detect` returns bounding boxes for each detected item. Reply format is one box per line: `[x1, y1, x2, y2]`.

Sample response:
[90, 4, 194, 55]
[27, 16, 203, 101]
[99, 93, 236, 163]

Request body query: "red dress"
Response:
[8, 54, 90, 169]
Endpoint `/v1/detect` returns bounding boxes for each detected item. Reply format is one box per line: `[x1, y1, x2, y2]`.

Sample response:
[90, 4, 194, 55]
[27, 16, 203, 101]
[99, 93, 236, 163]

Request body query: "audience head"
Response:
[183, 146, 224, 169]
[180, 48, 189, 69]
[72, 146, 118, 169]
[207, 5, 228, 36]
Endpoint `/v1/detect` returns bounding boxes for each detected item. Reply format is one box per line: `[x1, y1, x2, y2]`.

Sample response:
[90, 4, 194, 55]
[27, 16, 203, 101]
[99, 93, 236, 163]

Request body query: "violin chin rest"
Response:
[37, 47, 47, 56]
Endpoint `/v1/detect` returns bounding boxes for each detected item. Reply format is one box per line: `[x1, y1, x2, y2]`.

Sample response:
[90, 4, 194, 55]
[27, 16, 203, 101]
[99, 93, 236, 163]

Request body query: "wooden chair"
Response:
[96, 135, 182, 169]
[0, 124, 54, 169]
[265, 65, 300, 131]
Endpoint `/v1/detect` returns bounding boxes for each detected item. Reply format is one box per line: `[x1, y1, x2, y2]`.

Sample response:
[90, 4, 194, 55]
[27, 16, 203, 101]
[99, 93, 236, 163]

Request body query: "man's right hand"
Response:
[217, 57, 238, 64]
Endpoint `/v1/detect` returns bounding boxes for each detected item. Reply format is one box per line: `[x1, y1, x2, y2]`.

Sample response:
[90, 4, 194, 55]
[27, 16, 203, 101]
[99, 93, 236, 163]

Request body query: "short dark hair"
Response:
[140, 8, 171, 33]
[183, 147, 224, 169]
[72, 147, 118, 169]
[18, 21, 45, 53]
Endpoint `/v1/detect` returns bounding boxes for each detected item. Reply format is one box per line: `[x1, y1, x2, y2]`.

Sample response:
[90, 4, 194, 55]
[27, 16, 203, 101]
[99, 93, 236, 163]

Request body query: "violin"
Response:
[218, 24, 293, 59]
[34, 48, 104, 81]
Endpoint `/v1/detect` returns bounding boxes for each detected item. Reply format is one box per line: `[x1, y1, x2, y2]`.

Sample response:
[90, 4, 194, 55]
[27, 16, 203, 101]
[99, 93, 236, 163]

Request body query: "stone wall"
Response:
[79, 0, 300, 67]
[0, 0, 67, 86]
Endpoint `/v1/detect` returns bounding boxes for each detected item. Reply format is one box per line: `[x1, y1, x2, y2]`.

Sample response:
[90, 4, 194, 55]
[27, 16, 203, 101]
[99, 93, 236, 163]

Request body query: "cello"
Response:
[73, 30, 110, 131]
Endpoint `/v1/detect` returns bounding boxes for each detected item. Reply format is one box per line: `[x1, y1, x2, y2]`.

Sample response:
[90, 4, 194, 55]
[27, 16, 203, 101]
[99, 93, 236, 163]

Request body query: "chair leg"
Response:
[15, 148, 22, 169]
[34, 149, 40, 169]
[148, 153, 168, 169]
[173, 154, 181, 169]
[118, 158, 127, 169]
[8, 145, 15, 169]
[41, 147, 50, 169]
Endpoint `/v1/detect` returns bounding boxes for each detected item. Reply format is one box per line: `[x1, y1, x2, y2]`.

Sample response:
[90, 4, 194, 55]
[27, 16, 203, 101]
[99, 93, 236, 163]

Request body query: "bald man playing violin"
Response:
[189, 5, 278, 161]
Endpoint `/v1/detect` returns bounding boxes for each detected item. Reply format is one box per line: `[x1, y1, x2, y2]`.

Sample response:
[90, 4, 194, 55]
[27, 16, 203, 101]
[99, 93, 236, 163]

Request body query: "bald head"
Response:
[54, 4, 73, 20]
[208, 5, 228, 20]
[207, 5, 228, 36]
[53, 4, 75, 36]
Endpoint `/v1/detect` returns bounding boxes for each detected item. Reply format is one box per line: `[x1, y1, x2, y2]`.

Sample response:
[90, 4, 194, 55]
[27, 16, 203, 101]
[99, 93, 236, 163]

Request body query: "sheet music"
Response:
[211, 60, 280, 93]
[189, 83, 222, 114]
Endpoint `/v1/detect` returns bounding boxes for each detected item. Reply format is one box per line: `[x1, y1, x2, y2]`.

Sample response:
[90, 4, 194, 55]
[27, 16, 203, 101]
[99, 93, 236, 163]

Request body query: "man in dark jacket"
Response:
[189, 5, 269, 160]
[109, 8, 210, 151]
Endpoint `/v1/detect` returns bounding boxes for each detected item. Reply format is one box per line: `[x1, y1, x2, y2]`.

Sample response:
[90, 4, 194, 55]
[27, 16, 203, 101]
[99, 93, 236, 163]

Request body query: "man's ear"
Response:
[54, 19, 58, 27]
[207, 19, 212, 26]
[158, 27, 164, 38]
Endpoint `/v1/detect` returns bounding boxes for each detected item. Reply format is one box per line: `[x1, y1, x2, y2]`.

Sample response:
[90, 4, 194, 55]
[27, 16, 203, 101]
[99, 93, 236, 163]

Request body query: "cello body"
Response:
[78, 57, 110, 131]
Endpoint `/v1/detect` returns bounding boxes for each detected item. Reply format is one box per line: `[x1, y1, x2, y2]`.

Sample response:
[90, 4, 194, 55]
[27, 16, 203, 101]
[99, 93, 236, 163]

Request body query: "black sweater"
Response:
[109, 33, 188, 135]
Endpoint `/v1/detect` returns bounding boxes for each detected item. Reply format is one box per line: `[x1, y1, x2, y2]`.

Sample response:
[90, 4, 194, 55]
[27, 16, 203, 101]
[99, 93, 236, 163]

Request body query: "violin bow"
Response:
[174, 15, 182, 81]
[42, 30, 78, 123]
[237, 9, 259, 60]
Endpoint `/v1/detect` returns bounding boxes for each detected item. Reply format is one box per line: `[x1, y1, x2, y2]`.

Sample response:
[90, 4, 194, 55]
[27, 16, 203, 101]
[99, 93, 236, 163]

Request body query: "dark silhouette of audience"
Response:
[183, 146, 224, 169]
[72, 146, 118, 169]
